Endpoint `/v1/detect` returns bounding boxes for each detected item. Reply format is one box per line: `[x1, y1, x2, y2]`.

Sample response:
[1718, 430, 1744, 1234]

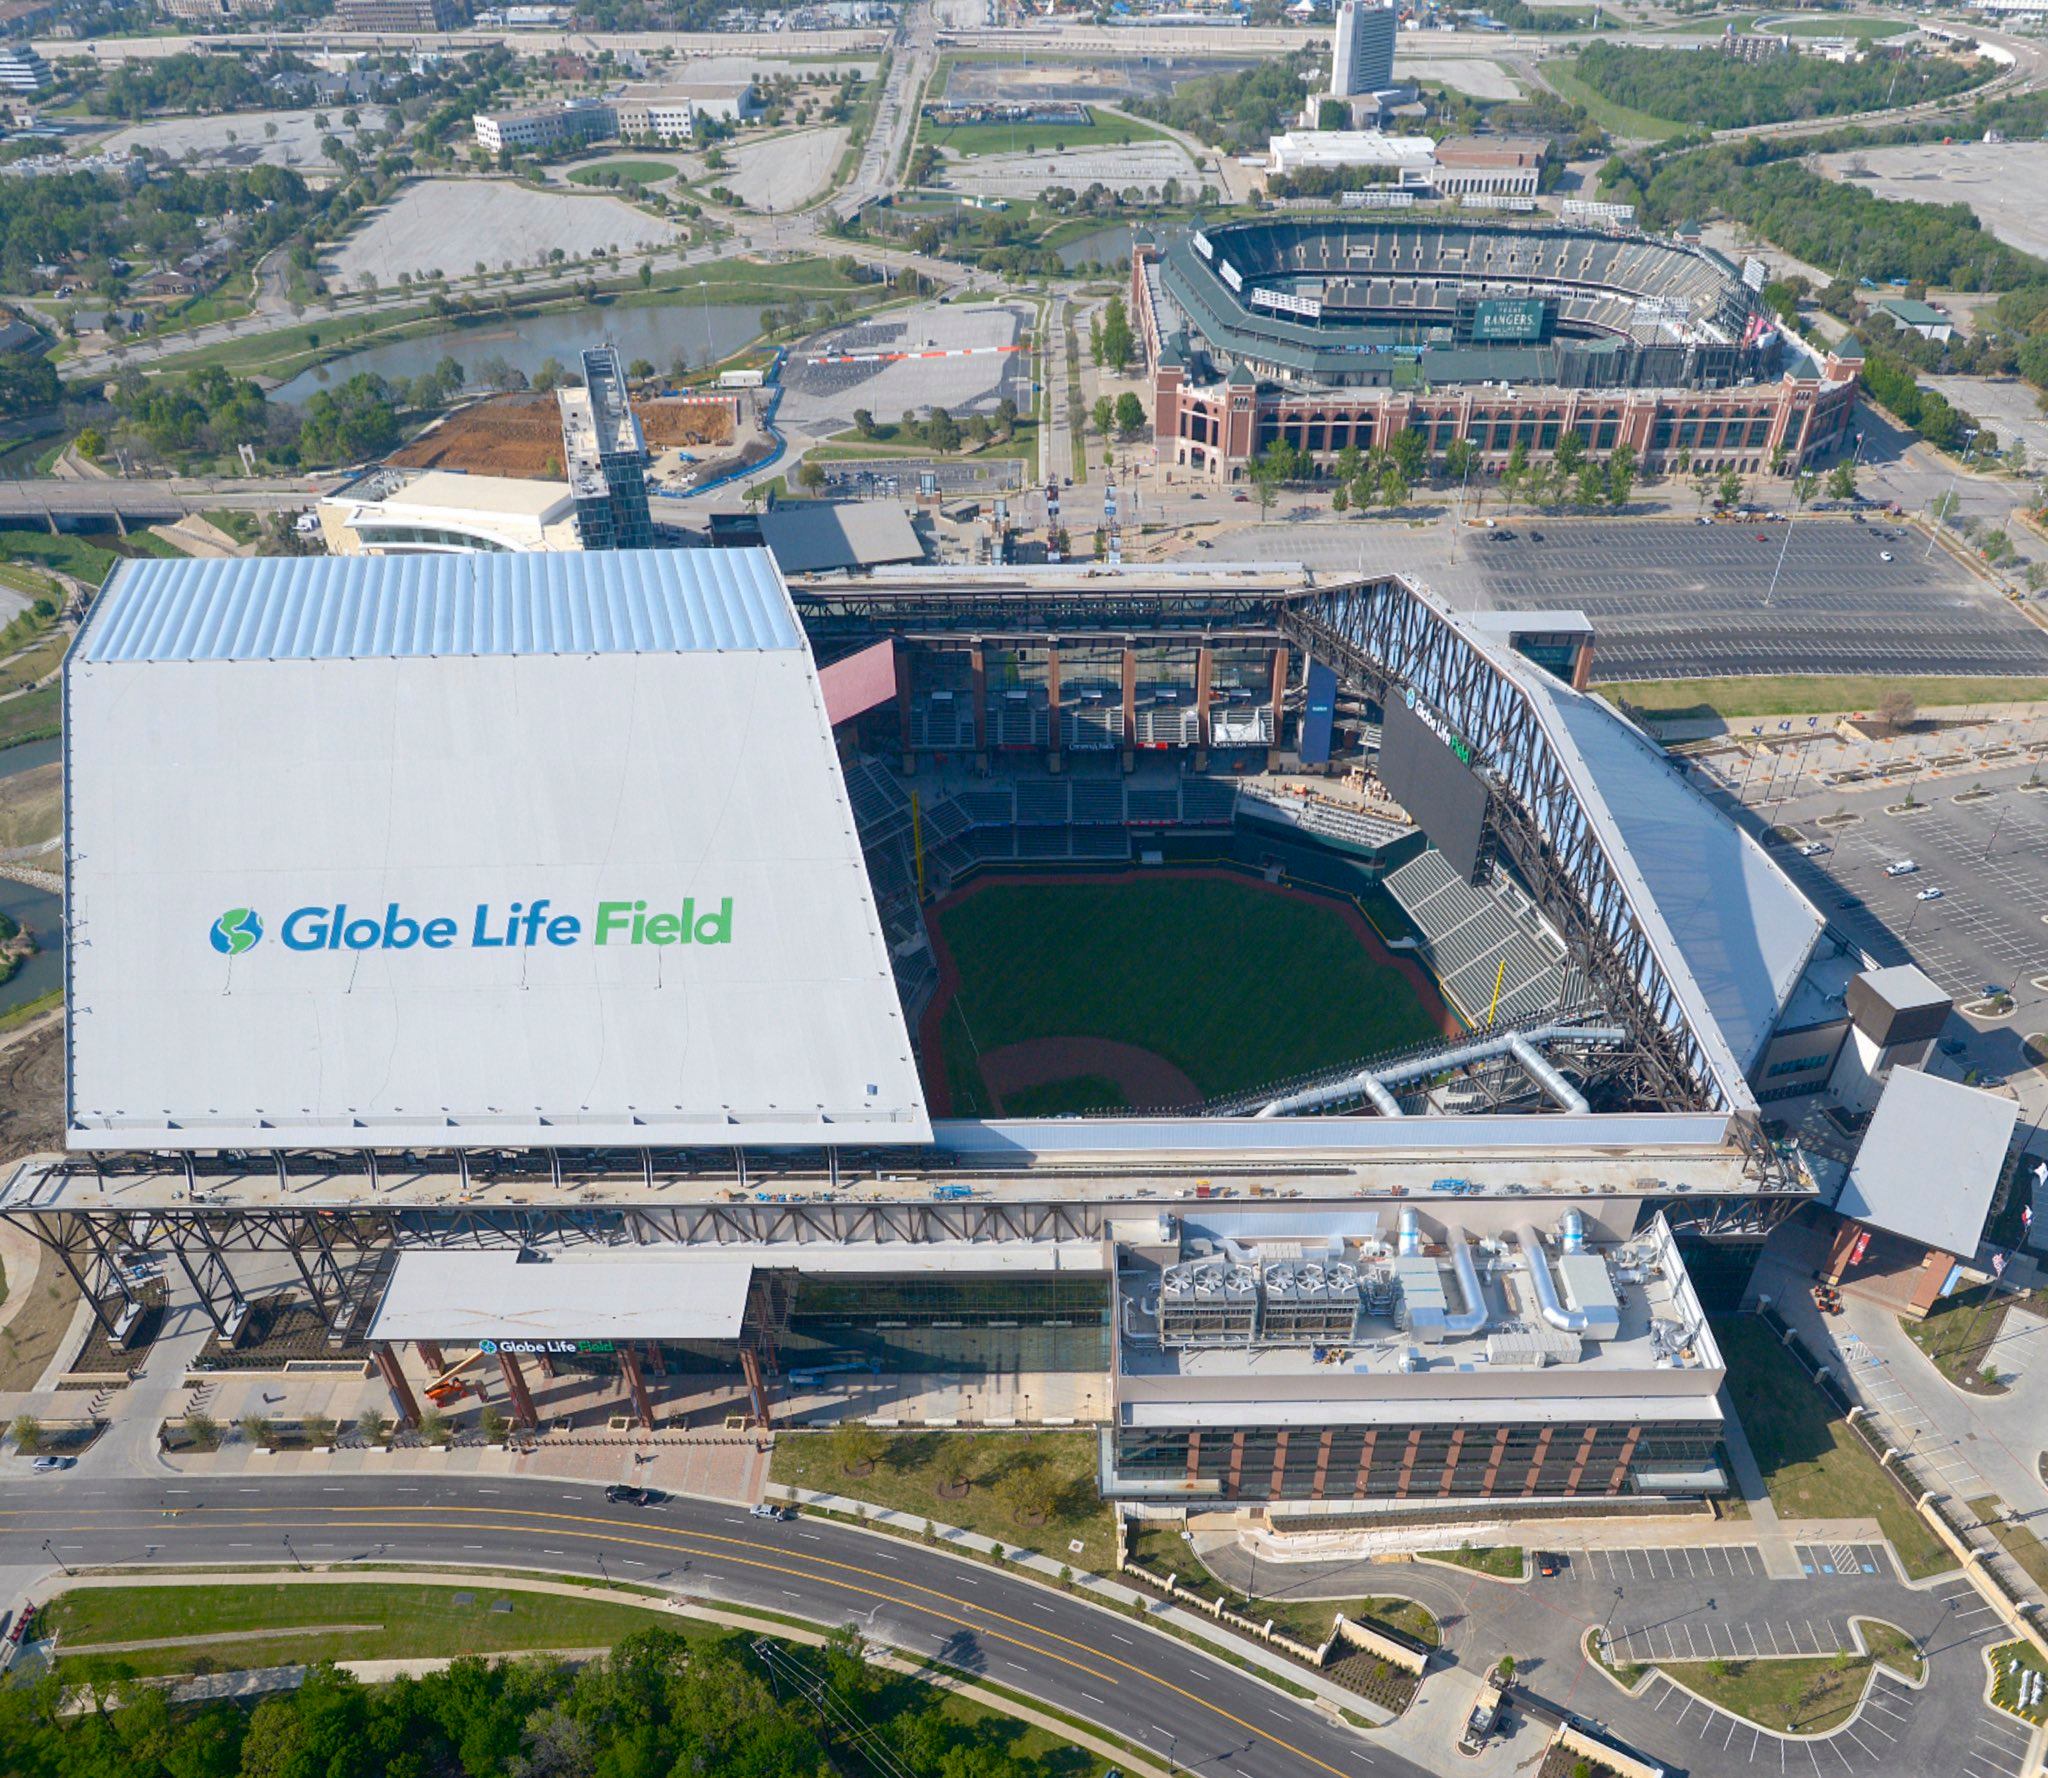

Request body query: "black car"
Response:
[1837, 896, 1863, 910]
[1527, 530, 1544, 542]
[1537, 1552, 1564, 1578]
[605, 1485, 663, 1507]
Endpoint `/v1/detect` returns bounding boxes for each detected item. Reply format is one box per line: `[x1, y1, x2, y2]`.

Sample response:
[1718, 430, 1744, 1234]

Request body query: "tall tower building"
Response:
[1331, 0, 1397, 99]
[557, 345, 656, 551]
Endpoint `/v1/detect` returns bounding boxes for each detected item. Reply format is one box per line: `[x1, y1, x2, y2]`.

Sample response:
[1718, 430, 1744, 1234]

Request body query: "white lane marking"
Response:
[1111, 1632, 1133, 1645]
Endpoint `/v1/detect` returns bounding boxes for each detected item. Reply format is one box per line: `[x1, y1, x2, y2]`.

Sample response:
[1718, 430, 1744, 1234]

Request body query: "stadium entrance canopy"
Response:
[64, 550, 931, 1152]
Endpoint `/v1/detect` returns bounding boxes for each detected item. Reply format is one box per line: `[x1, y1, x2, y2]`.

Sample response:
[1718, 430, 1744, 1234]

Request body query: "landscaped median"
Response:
[1588, 1617, 1924, 1736]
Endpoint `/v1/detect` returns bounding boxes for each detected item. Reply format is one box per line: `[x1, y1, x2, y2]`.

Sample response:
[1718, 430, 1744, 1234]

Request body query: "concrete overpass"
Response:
[0, 480, 321, 530]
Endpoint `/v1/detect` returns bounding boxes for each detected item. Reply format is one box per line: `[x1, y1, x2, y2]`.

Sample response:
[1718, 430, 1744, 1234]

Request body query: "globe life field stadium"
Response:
[1136, 217, 1862, 480]
[5, 542, 1930, 1511]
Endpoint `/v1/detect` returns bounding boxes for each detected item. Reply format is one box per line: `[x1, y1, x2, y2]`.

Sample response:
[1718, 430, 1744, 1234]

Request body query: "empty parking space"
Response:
[1792, 1542, 1888, 1578]
[1605, 1611, 1866, 1666]
[1633, 1670, 1916, 1771]
[1588, 1544, 1765, 1582]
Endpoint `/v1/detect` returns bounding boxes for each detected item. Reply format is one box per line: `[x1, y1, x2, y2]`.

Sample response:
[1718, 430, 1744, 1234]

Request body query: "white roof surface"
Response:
[384, 472, 574, 522]
[368, 1250, 753, 1342]
[1510, 661, 1825, 1082]
[65, 550, 930, 1151]
[1836, 1067, 2017, 1256]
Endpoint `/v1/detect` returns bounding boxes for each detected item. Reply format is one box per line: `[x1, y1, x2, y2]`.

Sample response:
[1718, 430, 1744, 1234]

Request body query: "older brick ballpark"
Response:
[1135, 218, 1861, 481]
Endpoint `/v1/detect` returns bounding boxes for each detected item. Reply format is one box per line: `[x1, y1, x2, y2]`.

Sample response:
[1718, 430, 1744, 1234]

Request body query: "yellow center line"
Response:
[6, 1502, 1364, 1777]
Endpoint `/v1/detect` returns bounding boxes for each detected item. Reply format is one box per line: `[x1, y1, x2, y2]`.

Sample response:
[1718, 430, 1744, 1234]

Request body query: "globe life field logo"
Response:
[209, 908, 264, 955]
[205, 898, 734, 955]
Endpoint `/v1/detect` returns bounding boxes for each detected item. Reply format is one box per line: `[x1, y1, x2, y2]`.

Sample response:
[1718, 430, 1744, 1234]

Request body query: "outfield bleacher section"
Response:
[1385, 847, 1587, 1027]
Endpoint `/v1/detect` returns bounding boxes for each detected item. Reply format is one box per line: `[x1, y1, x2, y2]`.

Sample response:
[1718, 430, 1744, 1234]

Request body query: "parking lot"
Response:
[1209, 517, 2048, 681]
[1747, 758, 2048, 1025]
[1466, 518, 2048, 682]
[777, 302, 1033, 438]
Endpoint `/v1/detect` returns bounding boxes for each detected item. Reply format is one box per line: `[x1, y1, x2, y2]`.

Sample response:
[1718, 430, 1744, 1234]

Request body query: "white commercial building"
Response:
[1330, 0, 1396, 98]
[63, 549, 931, 1152]
[472, 97, 615, 155]
[318, 470, 583, 556]
[613, 80, 760, 142]
[1267, 129, 1437, 184]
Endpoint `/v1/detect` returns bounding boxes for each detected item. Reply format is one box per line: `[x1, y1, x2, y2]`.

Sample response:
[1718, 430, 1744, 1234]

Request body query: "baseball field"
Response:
[921, 870, 1458, 1117]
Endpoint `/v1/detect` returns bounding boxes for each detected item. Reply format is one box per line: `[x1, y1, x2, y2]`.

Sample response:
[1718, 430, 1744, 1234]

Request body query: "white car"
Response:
[1916, 886, 1944, 901]
[1797, 841, 1828, 857]
[749, 1502, 793, 1521]
[1879, 550, 1894, 562]
[1885, 859, 1918, 877]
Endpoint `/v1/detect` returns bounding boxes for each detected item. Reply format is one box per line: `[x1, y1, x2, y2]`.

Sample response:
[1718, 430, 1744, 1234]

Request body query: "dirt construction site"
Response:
[391, 392, 736, 478]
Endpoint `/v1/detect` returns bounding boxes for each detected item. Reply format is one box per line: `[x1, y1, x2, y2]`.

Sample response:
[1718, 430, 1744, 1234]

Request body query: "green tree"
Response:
[1574, 463, 1604, 509]
[239, 1413, 274, 1450]
[1826, 460, 1858, 501]
[1092, 393, 1114, 437]
[1095, 293, 1134, 369]
[1554, 428, 1587, 475]
[831, 1418, 887, 1474]
[418, 1407, 452, 1446]
[1717, 467, 1745, 510]
[638, 261, 653, 289]
[1248, 449, 1286, 519]
[852, 407, 876, 439]
[1334, 441, 1364, 489]
[1389, 426, 1427, 483]
[1502, 440, 1529, 512]
[1113, 390, 1146, 437]
[183, 1411, 220, 1451]
[1003, 1458, 1065, 1524]
[797, 459, 827, 492]
[1443, 436, 1477, 487]
[924, 406, 961, 453]
[303, 1413, 337, 1448]
[1607, 441, 1637, 508]
[478, 1404, 510, 1442]
[9, 1413, 41, 1454]
[357, 1406, 390, 1443]
[1330, 483, 1349, 514]
[1379, 464, 1409, 509]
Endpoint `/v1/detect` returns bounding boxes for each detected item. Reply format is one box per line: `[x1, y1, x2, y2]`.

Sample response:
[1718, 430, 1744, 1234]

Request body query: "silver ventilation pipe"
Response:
[1518, 1224, 1589, 1334]
[1443, 1231, 1490, 1336]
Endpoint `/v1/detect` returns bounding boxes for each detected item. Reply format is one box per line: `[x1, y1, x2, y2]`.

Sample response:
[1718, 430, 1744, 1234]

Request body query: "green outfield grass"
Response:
[922, 105, 1164, 160]
[933, 873, 1447, 1105]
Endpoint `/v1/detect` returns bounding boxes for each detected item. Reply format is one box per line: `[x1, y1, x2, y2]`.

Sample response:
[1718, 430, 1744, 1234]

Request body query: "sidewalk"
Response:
[767, 1482, 1396, 1728]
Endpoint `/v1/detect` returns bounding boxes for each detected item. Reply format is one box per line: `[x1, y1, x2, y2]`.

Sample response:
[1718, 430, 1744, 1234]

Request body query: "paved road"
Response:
[0, 1473, 1394, 1778]
[1203, 1536, 2022, 1778]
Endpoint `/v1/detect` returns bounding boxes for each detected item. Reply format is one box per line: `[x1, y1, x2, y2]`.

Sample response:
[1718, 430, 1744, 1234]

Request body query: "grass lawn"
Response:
[770, 1428, 1113, 1572]
[568, 159, 677, 186]
[0, 632, 66, 696]
[921, 105, 1164, 160]
[934, 875, 1447, 1103]
[1990, 1639, 2048, 1724]
[1598, 674, 2048, 725]
[1541, 59, 1690, 141]
[0, 684, 58, 750]
[1716, 1316, 1954, 1579]
[1899, 1286, 2043, 1393]
[202, 508, 261, 546]
[1970, 1497, 2048, 1594]
[1126, 1524, 1440, 1649]
[1777, 14, 1912, 40]
[1606, 1620, 1921, 1735]
[0, 1239, 80, 1392]
[1416, 1545, 1524, 1581]
[47, 1582, 678, 1680]
[0, 530, 120, 588]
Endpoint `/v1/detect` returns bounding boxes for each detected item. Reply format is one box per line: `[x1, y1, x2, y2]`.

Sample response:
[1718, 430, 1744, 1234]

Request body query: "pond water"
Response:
[1056, 226, 1135, 271]
[272, 297, 767, 405]
[0, 738, 58, 780]
[0, 876, 61, 1017]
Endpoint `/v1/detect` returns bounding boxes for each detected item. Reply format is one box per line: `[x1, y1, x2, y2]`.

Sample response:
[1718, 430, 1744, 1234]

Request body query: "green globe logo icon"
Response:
[209, 908, 263, 956]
